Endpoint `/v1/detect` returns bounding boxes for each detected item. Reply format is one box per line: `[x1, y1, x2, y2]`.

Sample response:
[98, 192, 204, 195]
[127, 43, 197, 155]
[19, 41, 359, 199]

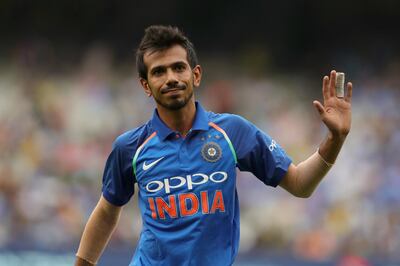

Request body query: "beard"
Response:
[153, 89, 194, 110]
[151, 78, 195, 110]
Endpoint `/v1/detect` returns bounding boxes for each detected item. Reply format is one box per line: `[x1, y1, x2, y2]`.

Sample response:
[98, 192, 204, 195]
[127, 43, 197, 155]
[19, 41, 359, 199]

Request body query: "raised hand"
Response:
[313, 70, 353, 140]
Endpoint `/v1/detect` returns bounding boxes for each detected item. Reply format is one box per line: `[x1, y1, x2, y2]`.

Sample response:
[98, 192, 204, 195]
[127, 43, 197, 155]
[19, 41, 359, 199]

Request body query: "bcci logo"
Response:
[201, 142, 222, 163]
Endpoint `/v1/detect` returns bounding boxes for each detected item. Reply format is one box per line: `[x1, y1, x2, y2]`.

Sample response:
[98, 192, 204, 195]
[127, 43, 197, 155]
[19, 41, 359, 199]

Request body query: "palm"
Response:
[313, 71, 353, 137]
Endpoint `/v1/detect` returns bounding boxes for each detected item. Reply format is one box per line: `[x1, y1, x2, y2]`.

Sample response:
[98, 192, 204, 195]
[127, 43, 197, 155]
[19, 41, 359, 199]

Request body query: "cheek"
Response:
[181, 72, 194, 84]
[148, 79, 163, 91]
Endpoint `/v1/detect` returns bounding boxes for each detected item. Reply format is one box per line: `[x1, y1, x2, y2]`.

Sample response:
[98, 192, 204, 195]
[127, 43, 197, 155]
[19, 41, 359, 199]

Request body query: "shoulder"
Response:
[113, 124, 151, 152]
[209, 112, 252, 127]
[207, 111, 268, 155]
[208, 112, 257, 134]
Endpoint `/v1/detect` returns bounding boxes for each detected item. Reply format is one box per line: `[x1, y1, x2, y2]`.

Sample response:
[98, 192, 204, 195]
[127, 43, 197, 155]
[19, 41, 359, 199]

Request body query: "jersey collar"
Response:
[151, 102, 210, 140]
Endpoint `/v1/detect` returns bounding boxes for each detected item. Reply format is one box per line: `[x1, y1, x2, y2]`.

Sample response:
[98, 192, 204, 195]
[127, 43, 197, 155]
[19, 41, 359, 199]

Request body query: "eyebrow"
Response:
[149, 61, 188, 72]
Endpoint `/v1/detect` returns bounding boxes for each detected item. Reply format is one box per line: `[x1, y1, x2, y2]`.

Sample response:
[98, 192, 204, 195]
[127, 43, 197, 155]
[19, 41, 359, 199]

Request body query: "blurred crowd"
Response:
[0, 44, 399, 264]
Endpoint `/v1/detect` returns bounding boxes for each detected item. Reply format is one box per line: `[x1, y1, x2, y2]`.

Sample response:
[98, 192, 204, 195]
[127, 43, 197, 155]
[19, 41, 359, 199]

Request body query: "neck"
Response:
[156, 99, 196, 136]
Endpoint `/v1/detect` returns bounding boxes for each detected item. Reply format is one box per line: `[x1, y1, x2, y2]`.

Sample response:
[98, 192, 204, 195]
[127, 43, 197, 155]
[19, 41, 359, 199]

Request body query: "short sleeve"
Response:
[227, 115, 292, 187]
[102, 139, 136, 206]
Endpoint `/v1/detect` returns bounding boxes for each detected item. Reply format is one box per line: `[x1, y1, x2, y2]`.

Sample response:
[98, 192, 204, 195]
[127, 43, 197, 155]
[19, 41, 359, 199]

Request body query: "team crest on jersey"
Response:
[201, 142, 222, 162]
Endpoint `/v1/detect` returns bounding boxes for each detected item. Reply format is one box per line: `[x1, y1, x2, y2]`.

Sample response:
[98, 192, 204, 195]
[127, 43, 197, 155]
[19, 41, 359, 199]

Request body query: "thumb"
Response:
[313, 100, 325, 116]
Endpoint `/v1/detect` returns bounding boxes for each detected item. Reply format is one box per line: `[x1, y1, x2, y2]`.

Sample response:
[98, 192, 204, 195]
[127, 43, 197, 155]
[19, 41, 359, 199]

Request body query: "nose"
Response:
[166, 69, 178, 87]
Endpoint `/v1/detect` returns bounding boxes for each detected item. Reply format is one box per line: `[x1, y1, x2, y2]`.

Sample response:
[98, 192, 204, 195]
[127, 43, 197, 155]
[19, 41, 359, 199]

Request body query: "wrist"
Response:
[317, 149, 334, 167]
[328, 130, 347, 143]
[318, 131, 345, 165]
[75, 255, 96, 266]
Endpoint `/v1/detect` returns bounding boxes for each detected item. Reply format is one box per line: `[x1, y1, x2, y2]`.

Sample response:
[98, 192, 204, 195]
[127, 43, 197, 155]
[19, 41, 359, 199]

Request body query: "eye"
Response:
[174, 64, 186, 72]
[152, 68, 165, 76]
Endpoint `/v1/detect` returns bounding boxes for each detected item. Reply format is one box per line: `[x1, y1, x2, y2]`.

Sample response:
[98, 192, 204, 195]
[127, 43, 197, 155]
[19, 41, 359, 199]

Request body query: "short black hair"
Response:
[136, 25, 198, 80]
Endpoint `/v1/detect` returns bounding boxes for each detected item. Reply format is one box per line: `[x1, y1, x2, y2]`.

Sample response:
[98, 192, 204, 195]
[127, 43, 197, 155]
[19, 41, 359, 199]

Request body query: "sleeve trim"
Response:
[269, 158, 292, 187]
[102, 190, 127, 206]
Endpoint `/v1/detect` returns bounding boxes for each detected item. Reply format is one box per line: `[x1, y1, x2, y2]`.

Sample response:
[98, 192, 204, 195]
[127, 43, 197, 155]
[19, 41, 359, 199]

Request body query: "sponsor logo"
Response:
[269, 140, 277, 152]
[145, 171, 228, 194]
[143, 157, 165, 171]
[145, 171, 228, 220]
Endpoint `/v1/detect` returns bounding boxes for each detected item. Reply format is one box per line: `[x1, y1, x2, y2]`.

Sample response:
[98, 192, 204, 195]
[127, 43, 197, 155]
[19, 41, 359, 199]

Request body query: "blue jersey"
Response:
[102, 102, 292, 266]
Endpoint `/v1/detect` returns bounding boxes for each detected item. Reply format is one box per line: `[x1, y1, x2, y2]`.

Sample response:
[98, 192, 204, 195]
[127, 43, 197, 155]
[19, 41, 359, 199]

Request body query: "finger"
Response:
[322, 76, 330, 101]
[345, 82, 352, 102]
[313, 100, 325, 116]
[329, 70, 336, 97]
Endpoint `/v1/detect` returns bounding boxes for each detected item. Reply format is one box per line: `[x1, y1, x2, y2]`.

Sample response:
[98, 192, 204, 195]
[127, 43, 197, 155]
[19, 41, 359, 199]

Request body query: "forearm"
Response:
[281, 132, 347, 197]
[75, 196, 122, 266]
[293, 151, 332, 197]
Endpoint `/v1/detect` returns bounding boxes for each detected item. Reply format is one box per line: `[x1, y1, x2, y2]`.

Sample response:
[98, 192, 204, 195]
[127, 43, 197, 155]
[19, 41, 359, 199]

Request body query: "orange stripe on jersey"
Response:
[208, 122, 223, 133]
[132, 132, 157, 176]
[138, 132, 157, 151]
[208, 122, 238, 164]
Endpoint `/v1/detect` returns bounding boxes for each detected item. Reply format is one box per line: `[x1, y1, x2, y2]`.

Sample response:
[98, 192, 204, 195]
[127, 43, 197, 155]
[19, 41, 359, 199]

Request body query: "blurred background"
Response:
[0, 1, 399, 265]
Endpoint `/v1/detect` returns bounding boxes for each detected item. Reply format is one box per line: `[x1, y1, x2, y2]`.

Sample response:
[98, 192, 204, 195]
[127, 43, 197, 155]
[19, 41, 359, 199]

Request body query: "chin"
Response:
[164, 99, 188, 110]
[157, 93, 193, 111]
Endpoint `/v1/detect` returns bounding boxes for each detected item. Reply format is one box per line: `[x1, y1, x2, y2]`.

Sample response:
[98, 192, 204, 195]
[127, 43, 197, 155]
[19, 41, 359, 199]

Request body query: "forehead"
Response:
[144, 45, 189, 70]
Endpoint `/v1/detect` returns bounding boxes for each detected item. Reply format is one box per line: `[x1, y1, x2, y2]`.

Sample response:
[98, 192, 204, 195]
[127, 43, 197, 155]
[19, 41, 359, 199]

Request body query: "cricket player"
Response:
[75, 25, 352, 266]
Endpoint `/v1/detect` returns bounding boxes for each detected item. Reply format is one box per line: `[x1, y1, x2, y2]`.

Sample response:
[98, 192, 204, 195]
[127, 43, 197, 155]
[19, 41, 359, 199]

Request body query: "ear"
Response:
[140, 78, 152, 97]
[192, 65, 202, 87]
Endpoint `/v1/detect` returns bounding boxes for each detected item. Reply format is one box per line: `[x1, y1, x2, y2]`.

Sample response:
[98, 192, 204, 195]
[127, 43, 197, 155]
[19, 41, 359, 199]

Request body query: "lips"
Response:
[162, 88, 182, 94]
[161, 84, 186, 94]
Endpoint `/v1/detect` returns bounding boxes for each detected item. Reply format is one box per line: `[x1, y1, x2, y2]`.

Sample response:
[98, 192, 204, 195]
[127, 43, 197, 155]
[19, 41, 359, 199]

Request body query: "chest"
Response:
[134, 130, 236, 196]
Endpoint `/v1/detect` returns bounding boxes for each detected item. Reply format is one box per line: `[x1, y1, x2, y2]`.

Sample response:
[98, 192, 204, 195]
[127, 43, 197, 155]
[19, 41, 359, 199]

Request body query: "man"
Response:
[75, 25, 352, 266]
